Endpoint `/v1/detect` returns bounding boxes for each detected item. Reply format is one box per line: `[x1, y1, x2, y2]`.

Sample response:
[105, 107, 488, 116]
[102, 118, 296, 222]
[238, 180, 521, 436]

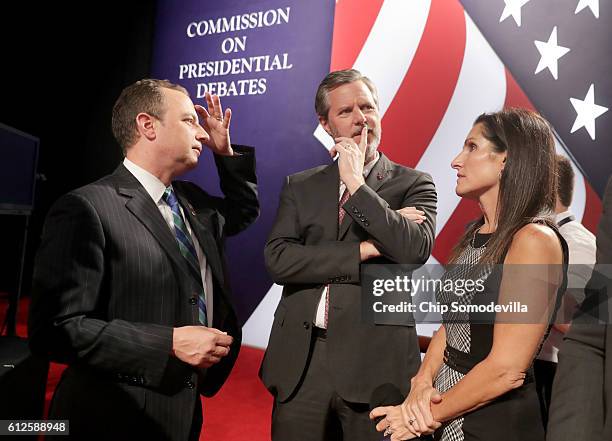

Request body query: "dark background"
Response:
[0, 2, 158, 321]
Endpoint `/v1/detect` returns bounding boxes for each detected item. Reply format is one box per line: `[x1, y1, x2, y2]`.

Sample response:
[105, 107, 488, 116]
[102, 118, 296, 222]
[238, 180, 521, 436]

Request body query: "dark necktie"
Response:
[163, 187, 208, 325]
[324, 187, 353, 326]
[338, 188, 351, 225]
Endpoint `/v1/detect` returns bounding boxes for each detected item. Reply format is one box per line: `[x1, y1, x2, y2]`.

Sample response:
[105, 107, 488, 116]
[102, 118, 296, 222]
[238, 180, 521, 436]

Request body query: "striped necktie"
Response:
[163, 187, 208, 325]
[324, 188, 353, 327]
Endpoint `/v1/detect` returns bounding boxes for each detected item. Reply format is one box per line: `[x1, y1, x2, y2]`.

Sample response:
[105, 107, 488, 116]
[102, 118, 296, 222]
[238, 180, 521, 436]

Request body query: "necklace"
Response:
[471, 225, 492, 248]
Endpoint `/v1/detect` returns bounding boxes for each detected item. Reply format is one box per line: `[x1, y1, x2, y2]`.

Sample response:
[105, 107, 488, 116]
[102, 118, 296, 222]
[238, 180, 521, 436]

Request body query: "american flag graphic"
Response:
[245, 0, 608, 345]
[315, 0, 604, 263]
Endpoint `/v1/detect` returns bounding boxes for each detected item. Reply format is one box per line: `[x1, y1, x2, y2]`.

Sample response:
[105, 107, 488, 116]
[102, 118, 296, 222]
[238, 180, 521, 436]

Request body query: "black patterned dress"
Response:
[432, 232, 567, 441]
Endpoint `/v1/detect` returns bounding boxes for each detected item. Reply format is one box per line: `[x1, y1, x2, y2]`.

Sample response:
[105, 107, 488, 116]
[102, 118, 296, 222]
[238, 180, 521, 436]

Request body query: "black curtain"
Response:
[0, 1, 158, 307]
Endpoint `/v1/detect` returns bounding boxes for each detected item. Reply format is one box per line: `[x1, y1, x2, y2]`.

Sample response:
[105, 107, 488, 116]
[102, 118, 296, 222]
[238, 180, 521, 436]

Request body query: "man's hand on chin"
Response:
[331, 125, 368, 194]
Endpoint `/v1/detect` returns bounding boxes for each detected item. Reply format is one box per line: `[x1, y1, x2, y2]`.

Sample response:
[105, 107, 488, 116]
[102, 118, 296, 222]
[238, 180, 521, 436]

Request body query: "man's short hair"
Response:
[112, 79, 189, 154]
[314, 69, 379, 119]
[556, 154, 575, 207]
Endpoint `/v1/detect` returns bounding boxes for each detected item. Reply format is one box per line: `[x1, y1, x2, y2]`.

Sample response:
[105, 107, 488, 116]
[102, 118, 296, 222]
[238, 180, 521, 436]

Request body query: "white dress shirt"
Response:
[314, 152, 380, 328]
[123, 158, 214, 326]
[538, 210, 596, 362]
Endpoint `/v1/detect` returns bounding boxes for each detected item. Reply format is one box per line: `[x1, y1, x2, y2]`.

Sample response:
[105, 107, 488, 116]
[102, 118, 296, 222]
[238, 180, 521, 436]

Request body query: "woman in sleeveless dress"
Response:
[371, 108, 567, 440]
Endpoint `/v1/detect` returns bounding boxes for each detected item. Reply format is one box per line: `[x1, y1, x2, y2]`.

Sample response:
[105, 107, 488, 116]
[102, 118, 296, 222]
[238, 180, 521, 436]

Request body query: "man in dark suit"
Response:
[260, 69, 437, 441]
[28, 79, 258, 440]
[547, 176, 612, 441]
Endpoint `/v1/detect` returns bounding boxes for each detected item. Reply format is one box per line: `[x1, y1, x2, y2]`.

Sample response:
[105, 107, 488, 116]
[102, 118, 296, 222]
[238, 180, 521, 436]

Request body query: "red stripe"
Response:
[330, 0, 384, 71]
[432, 199, 481, 263]
[380, 0, 466, 168]
[504, 68, 602, 232]
[582, 184, 602, 234]
[503, 68, 536, 110]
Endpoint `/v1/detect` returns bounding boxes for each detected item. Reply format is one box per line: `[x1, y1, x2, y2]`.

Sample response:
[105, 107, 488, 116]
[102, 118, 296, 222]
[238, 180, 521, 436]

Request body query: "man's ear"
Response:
[319, 116, 331, 136]
[135, 113, 157, 141]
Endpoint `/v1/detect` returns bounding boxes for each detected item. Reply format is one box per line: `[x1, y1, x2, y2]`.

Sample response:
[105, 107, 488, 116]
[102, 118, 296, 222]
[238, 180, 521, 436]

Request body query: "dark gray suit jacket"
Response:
[29, 146, 258, 440]
[260, 153, 437, 403]
[547, 176, 612, 441]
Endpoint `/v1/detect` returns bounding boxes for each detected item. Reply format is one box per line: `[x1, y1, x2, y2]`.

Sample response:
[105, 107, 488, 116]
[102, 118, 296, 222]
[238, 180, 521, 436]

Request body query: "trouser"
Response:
[271, 328, 379, 441]
[534, 358, 557, 429]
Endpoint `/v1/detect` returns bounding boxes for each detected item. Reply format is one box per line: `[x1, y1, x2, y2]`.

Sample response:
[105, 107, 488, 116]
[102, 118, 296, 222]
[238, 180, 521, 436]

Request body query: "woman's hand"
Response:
[401, 376, 443, 434]
[370, 405, 418, 440]
[370, 377, 443, 438]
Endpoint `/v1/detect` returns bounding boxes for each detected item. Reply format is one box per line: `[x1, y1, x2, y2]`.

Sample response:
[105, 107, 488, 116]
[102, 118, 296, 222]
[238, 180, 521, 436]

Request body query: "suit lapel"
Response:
[365, 153, 393, 192]
[174, 189, 225, 285]
[338, 154, 393, 240]
[315, 162, 342, 241]
[113, 165, 193, 283]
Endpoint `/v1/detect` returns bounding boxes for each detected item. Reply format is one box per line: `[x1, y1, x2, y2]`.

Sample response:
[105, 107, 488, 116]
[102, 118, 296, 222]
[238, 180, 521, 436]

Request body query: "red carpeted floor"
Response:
[1, 296, 272, 440]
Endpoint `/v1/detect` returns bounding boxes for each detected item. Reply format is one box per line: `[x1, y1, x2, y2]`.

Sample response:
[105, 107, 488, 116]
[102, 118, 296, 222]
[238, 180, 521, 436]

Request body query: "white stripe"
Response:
[416, 12, 507, 235]
[314, 0, 432, 148]
[353, 0, 431, 115]
[417, 255, 443, 338]
[242, 283, 283, 349]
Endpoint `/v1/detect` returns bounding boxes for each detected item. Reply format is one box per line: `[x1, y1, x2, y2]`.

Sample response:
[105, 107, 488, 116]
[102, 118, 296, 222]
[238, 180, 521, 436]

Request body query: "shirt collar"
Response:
[554, 210, 574, 224]
[123, 158, 168, 204]
[362, 151, 380, 178]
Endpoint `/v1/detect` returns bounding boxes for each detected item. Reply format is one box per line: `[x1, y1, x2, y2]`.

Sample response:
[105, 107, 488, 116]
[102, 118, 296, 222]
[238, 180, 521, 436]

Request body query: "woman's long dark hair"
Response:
[448, 108, 557, 265]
